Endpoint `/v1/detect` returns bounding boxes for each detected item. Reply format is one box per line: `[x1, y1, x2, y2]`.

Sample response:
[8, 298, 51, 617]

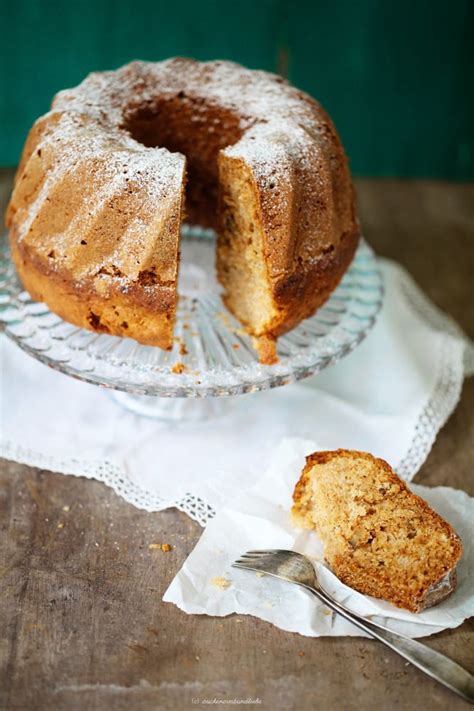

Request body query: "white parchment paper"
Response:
[164, 438, 474, 638]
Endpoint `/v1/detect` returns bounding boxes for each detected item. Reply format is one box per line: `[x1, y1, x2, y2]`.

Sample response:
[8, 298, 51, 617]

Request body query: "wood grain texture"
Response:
[0, 171, 473, 710]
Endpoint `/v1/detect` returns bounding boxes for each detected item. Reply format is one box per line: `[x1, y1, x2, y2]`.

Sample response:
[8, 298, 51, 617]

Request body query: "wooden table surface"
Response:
[1, 170, 473, 711]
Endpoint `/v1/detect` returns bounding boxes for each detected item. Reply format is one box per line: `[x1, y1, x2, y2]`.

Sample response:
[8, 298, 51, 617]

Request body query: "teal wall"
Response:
[1, 0, 473, 178]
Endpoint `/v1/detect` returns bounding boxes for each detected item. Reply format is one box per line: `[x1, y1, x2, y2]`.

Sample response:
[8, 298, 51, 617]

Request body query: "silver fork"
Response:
[232, 549, 474, 703]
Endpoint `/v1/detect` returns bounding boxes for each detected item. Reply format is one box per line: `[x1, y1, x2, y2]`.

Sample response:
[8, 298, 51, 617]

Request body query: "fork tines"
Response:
[232, 549, 287, 568]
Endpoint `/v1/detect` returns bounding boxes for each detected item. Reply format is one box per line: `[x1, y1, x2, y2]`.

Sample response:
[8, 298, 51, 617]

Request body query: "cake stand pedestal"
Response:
[0, 227, 384, 421]
[111, 390, 237, 421]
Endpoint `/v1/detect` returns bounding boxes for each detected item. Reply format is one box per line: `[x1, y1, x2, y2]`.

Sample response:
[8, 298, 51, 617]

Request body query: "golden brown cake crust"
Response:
[292, 450, 463, 612]
[7, 59, 359, 351]
[11, 233, 175, 348]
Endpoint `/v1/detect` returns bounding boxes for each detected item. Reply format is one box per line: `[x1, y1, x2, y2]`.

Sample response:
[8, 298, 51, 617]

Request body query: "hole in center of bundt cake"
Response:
[122, 95, 278, 343]
[122, 96, 243, 229]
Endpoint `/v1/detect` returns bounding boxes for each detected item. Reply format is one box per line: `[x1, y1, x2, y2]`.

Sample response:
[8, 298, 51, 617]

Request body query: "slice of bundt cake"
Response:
[292, 450, 462, 612]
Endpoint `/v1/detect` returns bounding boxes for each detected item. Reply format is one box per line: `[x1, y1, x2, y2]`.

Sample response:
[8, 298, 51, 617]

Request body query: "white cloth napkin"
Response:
[1, 259, 473, 526]
[163, 437, 474, 638]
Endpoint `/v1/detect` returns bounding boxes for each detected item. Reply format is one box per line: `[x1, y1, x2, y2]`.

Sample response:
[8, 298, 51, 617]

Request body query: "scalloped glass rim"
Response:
[0, 228, 384, 398]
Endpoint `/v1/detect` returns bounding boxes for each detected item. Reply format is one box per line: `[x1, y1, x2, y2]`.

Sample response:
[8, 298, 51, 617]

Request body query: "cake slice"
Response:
[292, 450, 462, 612]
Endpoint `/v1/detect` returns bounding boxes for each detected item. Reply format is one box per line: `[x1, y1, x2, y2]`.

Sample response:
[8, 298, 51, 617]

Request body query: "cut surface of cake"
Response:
[6, 59, 359, 361]
[292, 450, 462, 612]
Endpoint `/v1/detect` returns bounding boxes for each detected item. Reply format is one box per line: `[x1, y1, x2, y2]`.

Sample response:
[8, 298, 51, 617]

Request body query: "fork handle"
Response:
[306, 586, 474, 703]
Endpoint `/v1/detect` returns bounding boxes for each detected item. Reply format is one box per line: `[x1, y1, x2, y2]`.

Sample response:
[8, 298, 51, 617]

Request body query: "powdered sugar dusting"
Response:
[9, 58, 357, 325]
[51, 58, 328, 185]
[19, 58, 351, 245]
[13, 108, 185, 282]
[54, 59, 319, 130]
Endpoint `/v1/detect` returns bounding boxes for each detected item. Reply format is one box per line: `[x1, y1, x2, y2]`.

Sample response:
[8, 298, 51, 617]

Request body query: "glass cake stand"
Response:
[0, 227, 384, 420]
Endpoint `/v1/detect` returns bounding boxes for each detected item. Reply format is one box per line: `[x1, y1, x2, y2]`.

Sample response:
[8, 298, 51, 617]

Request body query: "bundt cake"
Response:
[292, 450, 463, 612]
[6, 59, 359, 363]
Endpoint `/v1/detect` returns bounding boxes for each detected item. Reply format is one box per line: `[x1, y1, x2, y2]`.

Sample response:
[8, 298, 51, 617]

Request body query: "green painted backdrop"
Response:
[1, 0, 473, 178]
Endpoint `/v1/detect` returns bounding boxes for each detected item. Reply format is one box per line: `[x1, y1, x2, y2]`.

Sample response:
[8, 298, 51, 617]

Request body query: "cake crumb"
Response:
[148, 543, 172, 552]
[171, 362, 186, 374]
[57, 522, 65, 529]
[179, 343, 188, 356]
[62, 505, 70, 512]
[210, 576, 231, 590]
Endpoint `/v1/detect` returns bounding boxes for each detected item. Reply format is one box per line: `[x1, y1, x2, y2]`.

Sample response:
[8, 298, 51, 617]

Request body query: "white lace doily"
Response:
[1, 259, 473, 526]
